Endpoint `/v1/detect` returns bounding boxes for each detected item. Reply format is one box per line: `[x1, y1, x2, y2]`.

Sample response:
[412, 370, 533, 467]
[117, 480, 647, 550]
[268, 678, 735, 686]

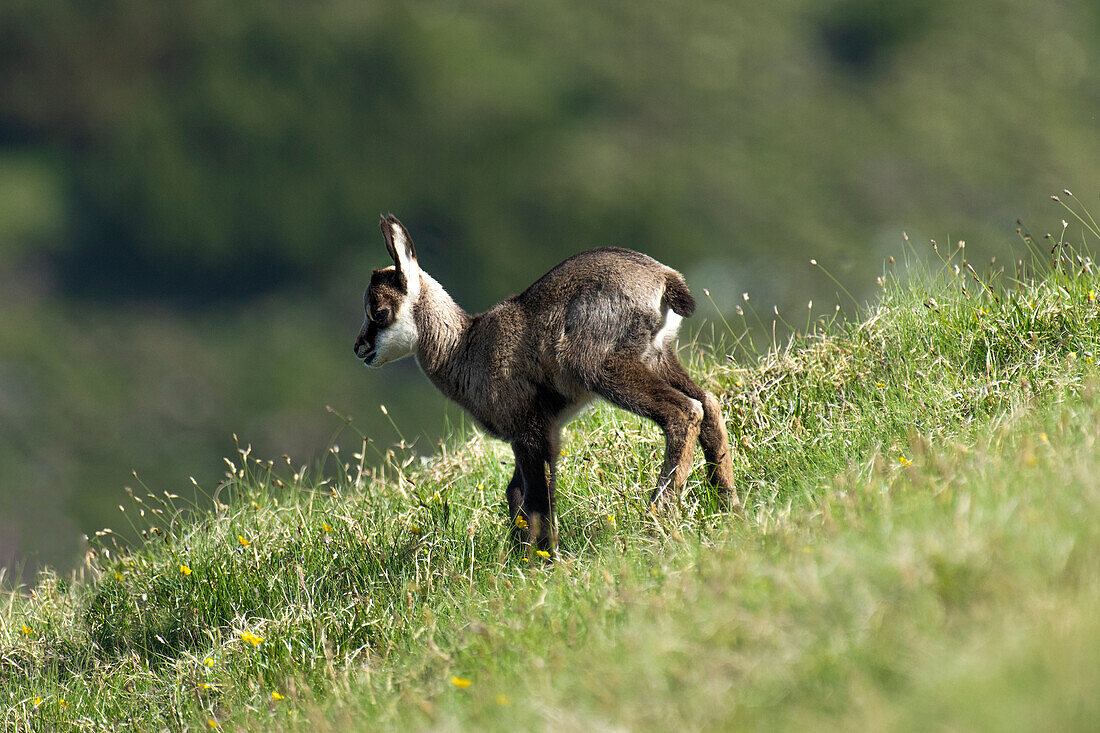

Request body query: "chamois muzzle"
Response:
[353, 333, 377, 365]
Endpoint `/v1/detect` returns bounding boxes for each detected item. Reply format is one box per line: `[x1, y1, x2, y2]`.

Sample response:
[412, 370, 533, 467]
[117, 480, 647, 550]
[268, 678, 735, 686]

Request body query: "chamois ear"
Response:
[380, 214, 418, 284]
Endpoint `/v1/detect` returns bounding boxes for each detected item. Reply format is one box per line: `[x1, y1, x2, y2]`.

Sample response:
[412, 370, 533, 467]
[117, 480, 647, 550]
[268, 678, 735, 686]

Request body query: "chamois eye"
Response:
[374, 307, 392, 325]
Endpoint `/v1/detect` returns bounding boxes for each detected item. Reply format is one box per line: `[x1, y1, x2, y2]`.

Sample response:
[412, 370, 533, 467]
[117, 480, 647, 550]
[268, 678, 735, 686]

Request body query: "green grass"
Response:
[3, 202, 1100, 731]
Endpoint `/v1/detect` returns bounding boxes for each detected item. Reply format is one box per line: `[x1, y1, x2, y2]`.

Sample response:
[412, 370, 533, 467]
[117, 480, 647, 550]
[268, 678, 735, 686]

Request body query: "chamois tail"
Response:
[662, 272, 696, 318]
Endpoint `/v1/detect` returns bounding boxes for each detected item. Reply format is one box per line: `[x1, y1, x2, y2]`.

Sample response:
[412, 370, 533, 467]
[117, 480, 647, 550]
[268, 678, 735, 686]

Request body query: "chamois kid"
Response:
[354, 215, 740, 549]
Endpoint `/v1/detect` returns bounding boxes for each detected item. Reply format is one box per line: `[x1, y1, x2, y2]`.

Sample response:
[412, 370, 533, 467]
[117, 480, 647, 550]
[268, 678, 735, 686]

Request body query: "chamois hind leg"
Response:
[592, 354, 703, 512]
[511, 432, 558, 552]
[658, 355, 741, 512]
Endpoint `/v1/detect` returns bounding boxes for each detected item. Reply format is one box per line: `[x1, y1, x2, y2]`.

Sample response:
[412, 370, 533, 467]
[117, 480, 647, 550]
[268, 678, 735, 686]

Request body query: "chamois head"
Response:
[354, 215, 422, 367]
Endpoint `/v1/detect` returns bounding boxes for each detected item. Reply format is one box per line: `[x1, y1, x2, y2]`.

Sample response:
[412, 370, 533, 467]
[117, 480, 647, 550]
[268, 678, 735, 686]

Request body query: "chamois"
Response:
[354, 215, 740, 549]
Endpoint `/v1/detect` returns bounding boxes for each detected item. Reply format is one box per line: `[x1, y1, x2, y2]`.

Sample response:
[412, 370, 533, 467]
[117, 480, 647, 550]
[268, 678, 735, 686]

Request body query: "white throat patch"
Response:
[373, 298, 419, 366]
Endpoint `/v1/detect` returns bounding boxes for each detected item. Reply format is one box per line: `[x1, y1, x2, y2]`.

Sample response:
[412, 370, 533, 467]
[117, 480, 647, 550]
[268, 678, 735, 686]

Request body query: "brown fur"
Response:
[355, 215, 740, 550]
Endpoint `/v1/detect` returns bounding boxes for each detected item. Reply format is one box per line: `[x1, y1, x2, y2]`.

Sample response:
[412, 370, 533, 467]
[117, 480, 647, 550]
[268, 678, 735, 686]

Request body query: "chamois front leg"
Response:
[504, 466, 525, 543]
[512, 435, 558, 552]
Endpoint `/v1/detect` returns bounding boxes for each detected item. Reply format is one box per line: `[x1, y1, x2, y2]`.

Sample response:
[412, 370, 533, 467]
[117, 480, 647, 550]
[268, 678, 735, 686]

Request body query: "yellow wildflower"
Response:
[20, 623, 32, 636]
[180, 565, 192, 576]
[272, 691, 285, 701]
[237, 534, 250, 547]
[875, 382, 886, 388]
[450, 676, 472, 689]
[606, 514, 615, 525]
[1089, 289, 1096, 302]
[208, 720, 219, 730]
[321, 522, 333, 533]
[114, 572, 124, 581]
[32, 697, 43, 707]
[899, 456, 913, 466]
[240, 631, 264, 646]
[514, 515, 528, 529]
[204, 657, 215, 667]
[200, 683, 213, 690]
[59, 699, 67, 707]
[536, 550, 551, 559]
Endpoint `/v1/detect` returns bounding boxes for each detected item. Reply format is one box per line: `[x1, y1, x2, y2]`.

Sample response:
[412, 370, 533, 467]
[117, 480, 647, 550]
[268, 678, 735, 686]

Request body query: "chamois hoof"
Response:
[719, 488, 744, 515]
[527, 512, 558, 554]
[509, 513, 557, 556]
[647, 490, 680, 516]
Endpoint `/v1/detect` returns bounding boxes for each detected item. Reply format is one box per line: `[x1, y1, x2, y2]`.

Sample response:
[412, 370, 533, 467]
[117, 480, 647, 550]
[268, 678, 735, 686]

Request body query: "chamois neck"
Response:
[413, 272, 472, 377]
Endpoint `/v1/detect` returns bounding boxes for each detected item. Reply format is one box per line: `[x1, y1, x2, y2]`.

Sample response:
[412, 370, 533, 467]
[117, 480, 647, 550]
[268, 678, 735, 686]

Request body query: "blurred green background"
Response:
[0, 0, 1096, 575]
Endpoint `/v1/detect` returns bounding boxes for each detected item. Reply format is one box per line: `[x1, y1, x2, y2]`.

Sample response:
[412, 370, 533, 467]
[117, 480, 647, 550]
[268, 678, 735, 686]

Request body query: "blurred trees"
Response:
[2, 1, 675, 302]
[2, 0, 1092, 306]
[2, 2, 442, 296]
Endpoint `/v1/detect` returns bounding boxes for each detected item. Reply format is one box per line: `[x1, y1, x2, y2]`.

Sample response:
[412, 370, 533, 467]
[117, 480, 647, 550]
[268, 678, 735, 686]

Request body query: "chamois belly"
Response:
[465, 382, 590, 443]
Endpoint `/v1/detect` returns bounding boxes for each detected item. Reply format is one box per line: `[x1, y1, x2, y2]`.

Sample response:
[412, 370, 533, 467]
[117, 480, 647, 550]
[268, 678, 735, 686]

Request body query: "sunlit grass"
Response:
[2, 199, 1100, 730]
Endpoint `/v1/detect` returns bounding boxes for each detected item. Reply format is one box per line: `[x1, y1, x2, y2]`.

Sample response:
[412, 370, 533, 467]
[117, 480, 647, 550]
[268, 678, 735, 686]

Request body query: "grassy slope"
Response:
[3, 213, 1100, 731]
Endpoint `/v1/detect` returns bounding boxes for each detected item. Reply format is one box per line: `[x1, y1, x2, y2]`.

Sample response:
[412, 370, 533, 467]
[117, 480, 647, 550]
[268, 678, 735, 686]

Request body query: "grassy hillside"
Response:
[2, 201, 1099, 730]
